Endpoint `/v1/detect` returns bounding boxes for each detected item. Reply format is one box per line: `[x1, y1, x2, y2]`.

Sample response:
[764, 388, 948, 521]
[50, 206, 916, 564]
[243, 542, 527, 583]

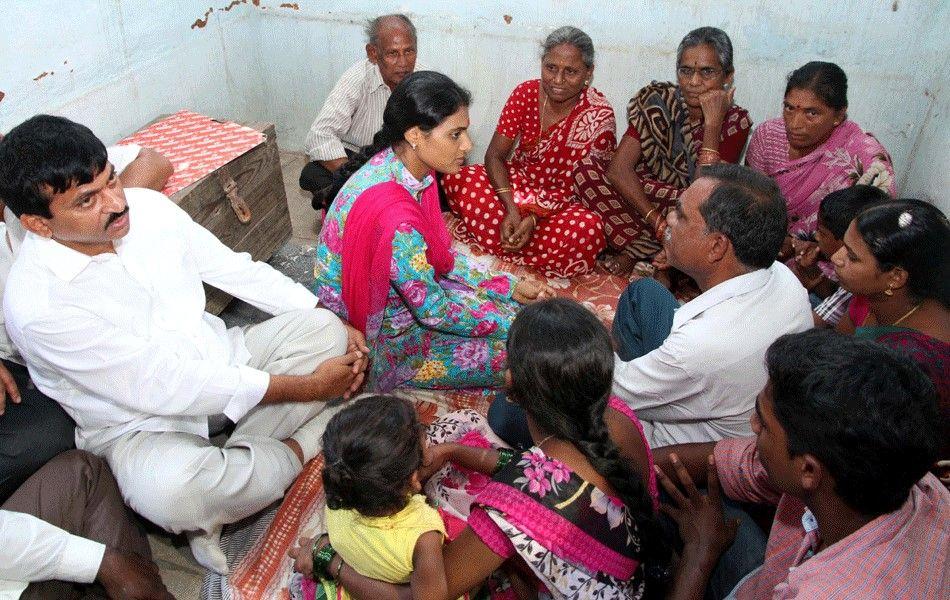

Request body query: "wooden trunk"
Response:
[168, 122, 290, 314]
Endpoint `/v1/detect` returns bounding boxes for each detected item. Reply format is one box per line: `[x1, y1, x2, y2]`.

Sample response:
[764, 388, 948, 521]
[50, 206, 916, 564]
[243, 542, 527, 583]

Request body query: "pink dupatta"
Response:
[341, 179, 454, 336]
[746, 118, 895, 234]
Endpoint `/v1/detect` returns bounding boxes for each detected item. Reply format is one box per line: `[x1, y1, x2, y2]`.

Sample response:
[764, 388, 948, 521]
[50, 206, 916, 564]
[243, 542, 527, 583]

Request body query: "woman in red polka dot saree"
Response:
[444, 26, 616, 279]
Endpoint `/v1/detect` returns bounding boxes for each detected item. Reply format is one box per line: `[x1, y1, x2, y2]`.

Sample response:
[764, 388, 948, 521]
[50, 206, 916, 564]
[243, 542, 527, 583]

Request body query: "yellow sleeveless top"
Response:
[326, 494, 445, 585]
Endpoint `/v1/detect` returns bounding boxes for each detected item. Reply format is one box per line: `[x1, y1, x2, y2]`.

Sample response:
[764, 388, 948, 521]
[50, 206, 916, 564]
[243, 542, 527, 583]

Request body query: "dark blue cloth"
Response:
[612, 278, 678, 360]
[0, 359, 75, 503]
[487, 392, 533, 450]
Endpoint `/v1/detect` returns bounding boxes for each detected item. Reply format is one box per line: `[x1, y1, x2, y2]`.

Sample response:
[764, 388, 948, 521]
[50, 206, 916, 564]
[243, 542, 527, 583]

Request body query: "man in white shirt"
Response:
[300, 14, 418, 208]
[1, 450, 171, 599]
[611, 163, 813, 448]
[0, 115, 368, 574]
[0, 141, 172, 504]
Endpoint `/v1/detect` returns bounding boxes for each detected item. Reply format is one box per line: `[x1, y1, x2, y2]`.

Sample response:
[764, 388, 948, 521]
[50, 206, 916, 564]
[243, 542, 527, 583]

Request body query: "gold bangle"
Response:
[494, 187, 512, 195]
[699, 147, 720, 155]
[643, 207, 658, 224]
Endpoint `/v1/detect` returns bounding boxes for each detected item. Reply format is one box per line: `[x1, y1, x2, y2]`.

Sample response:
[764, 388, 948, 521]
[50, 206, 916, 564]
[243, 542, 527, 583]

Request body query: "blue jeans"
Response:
[612, 278, 678, 360]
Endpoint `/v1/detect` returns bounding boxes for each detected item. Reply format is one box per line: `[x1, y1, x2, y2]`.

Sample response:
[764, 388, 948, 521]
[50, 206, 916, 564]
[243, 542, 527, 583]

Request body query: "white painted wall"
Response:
[1, 0, 947, 210]
[0, 0, 262, 145]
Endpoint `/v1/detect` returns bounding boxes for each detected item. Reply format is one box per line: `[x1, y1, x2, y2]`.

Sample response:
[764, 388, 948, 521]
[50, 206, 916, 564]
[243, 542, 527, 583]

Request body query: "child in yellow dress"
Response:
[291, 395, 448, 599]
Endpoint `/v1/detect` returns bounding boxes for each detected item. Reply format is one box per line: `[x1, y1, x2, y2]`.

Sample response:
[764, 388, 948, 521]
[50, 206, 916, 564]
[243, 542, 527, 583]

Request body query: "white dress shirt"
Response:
[0, 144, 141, 364]
[303, 59, 391, 161]
[0, 510, 105, 598]
[613, 262, 813, 448]
[3, 188, 318, 451]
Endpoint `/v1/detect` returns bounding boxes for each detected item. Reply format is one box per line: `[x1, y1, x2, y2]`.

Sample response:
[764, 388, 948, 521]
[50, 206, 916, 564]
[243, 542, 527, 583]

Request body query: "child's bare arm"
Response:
[420, 443, 503, 482]
[409, 531, 448, 599]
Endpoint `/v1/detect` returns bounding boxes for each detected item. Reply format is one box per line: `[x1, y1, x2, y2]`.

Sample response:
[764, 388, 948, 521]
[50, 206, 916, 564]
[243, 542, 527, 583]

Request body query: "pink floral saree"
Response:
[425, 407, 655, 599]
[746, 118, 896, 235]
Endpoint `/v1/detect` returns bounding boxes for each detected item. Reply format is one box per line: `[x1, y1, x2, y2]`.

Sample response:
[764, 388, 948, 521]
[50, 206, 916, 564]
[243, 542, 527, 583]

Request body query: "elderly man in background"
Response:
[300, 14, 418, 209]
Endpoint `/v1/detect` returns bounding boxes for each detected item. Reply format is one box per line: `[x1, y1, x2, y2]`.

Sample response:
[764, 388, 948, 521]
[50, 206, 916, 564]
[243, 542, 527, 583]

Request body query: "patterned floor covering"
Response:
[202, 223, 631, 599]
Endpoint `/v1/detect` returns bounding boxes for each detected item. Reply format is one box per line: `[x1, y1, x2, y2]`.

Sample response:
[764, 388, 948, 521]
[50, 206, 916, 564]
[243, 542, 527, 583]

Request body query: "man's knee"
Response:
[619, 277, 670, 310]
[299, 160, 333, 194]
[306, 308, 348, 356]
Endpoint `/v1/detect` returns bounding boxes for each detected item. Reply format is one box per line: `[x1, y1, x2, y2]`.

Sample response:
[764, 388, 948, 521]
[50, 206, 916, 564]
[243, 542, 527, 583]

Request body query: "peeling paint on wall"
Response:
[503, 14, 512, 24]
[192, 0, 279, 30]
[279, 3, 300, 9]
[191, 8, 213, 29]
[32, 71, 52, 81]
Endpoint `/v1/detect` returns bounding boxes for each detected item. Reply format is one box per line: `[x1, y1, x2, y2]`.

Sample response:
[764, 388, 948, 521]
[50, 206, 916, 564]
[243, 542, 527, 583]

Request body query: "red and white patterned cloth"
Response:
[118, 110, 264, 197]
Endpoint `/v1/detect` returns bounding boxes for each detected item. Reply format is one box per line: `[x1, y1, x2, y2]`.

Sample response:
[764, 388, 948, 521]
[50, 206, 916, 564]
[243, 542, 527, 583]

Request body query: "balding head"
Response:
[365, 14, 416, 46]
[365, 14, 418, 90]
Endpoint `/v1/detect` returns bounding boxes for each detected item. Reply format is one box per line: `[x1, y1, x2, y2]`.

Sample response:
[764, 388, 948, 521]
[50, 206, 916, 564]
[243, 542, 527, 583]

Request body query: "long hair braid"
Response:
[507, 298, 670, 589]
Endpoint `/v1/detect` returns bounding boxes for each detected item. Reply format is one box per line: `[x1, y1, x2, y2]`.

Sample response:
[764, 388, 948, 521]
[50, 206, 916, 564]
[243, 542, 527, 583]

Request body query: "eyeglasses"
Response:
[677, 66, 723, 81]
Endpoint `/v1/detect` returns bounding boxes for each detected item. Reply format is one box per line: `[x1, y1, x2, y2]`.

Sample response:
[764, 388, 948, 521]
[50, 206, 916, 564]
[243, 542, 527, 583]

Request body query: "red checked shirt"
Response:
[714, 437, 949, 599]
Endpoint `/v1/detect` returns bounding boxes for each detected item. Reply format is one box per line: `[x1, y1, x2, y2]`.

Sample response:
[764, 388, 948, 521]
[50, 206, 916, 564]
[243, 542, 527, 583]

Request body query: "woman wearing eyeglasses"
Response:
[575, 27, 751, 275]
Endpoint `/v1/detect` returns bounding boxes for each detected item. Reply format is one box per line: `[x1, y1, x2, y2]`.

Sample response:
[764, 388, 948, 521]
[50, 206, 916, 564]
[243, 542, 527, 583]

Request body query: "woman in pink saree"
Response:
[746, 61, 896, 239]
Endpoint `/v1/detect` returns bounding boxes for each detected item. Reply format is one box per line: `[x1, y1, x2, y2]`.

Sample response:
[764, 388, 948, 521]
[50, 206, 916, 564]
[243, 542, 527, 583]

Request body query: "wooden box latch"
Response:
[220, 175, 252, 224]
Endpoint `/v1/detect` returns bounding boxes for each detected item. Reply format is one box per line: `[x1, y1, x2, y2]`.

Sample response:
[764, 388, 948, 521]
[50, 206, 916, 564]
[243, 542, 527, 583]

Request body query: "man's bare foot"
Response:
[602, 253, 636, 276]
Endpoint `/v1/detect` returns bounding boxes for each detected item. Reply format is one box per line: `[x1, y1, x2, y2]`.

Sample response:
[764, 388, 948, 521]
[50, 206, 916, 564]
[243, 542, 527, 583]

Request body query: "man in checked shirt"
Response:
[300, 14, 419, 209]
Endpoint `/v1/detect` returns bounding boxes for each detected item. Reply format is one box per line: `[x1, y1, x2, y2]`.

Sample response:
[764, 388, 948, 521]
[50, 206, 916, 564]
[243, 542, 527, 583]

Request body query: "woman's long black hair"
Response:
[319, 70, 471, 204]
[506, 298, 670, 588]
[855, 199, 950, 307]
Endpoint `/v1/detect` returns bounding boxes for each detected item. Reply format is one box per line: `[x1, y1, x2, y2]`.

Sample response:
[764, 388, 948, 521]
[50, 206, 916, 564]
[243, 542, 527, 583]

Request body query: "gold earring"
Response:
[584, 80, 590, 86]
[884, 286, 894, 296]
[410, 142, 417, 150]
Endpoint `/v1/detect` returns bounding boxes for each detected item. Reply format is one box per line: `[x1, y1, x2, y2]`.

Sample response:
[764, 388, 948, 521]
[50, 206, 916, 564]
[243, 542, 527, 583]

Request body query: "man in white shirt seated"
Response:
[0, 141, 172, 504]
[611, 163, 813, 448]
[299, 13, 417, 209]
[1, 450, 171, 599]
[0, 115, 368, 574]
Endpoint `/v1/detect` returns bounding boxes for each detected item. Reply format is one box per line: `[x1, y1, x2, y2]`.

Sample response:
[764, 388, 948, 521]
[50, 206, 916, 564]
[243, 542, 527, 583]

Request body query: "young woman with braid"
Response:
[293, 299, 669, 599]
[311, 71, 552, 392]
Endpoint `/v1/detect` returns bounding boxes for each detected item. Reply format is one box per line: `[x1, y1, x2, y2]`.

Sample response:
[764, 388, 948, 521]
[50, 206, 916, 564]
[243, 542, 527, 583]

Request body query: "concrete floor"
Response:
[150, 149, 320, 599]
[281, 150, 323, 244]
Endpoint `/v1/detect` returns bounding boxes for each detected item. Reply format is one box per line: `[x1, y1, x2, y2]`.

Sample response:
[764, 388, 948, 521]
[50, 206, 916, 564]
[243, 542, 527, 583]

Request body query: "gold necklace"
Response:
[536, 434, 555, 449]
[891, 303, 922, 327]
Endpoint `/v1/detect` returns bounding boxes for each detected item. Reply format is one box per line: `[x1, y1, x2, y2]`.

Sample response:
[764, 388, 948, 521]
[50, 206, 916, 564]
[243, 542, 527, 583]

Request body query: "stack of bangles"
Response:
[643, 207, 666, 241]
[494, 448, 515, 474]
[312, 536, 345, 583]
[697, 146, 720, 166]
[494, 186, 512, 196]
